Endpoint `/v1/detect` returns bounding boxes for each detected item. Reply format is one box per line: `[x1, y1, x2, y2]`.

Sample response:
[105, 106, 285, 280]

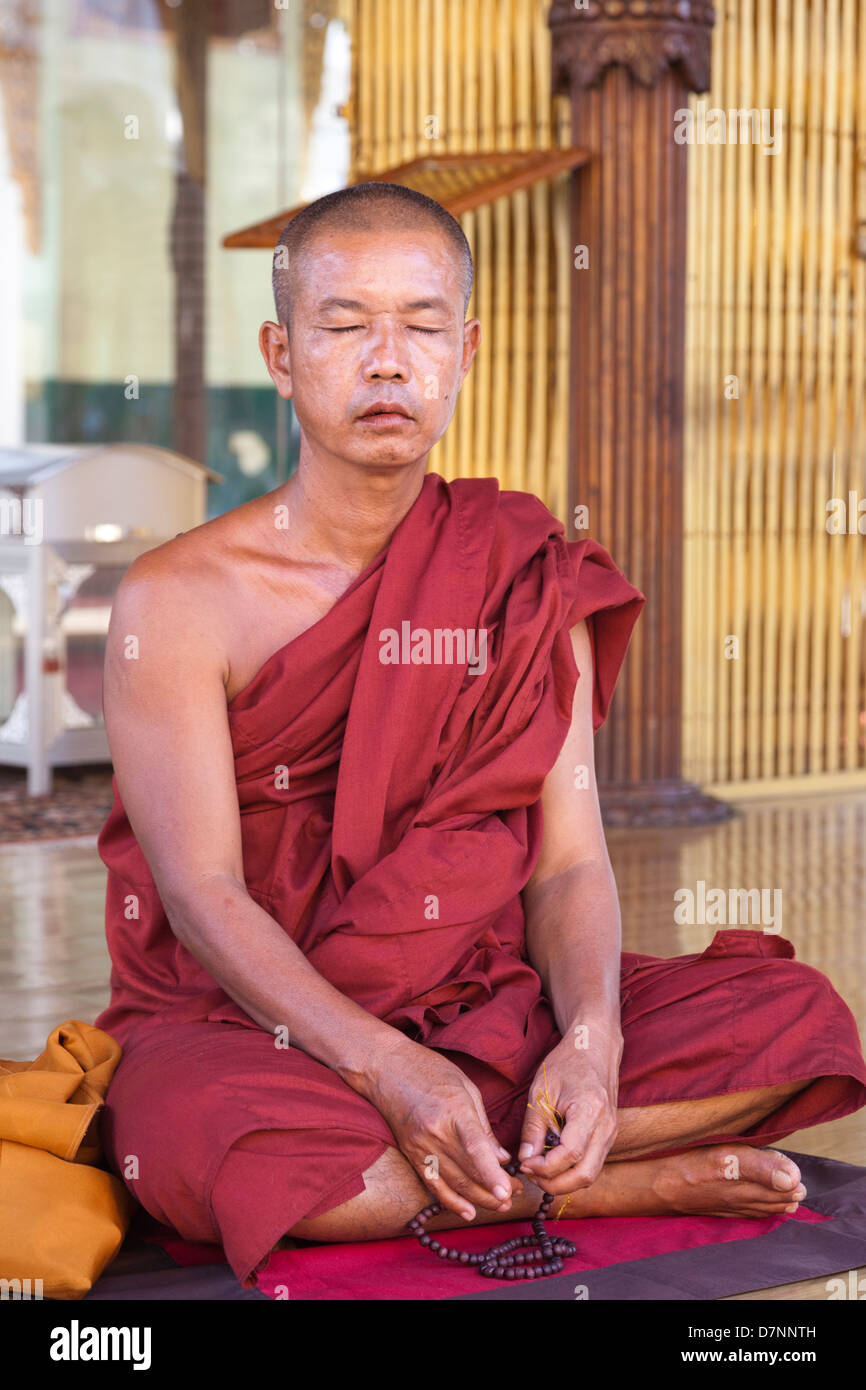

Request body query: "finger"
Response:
[429, 1151, 513, 1215]
[454, 1122, 518, 1208]
[574, 1118, 618, 1184]
[538, 1122, 617, 1194]
[520, 1119, 592, 1181]
[421, 1170, 478, 1222]
[467, 1084, 522, 1173]
[517, 1087, 550, 1165]
[465, 1087, 520, 1179]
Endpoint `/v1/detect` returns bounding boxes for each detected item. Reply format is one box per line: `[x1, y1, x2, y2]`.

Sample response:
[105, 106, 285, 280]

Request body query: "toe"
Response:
[766, 1149, 802, 1191]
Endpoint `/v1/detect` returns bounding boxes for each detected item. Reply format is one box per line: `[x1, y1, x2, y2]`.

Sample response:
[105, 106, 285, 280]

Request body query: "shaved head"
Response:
[271, 182, 474, 334]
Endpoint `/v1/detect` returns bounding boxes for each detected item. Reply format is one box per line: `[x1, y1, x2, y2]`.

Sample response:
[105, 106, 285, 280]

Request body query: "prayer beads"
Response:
[408, 1129, 577, 1281]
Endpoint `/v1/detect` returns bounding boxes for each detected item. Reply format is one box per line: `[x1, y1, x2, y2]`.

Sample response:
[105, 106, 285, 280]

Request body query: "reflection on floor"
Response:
[1, 787, 864, 1301]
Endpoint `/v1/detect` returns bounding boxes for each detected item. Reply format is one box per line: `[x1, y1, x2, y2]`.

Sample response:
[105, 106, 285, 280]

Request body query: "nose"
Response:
[361, 319, 409, 382]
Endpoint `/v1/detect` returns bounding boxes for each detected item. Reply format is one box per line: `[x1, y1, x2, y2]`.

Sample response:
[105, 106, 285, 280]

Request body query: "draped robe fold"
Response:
[94, 472, 866, 1288]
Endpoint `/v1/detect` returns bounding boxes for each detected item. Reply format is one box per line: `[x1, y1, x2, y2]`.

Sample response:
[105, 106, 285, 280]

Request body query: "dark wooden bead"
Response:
[429, 1240, 440, 1252]
[459, 1251, 470, 1264]
[448, 1249, 459, 1260]
[419, 1234, 431, 1246]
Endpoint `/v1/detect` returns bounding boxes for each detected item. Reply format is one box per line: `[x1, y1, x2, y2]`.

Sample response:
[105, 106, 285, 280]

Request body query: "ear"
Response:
[259, 320, 294, 400]
[459, 317, 481, 385]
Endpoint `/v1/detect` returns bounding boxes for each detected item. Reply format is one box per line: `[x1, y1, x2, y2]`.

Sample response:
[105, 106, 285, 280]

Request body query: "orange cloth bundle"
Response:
[0, 1020, 134, 1300]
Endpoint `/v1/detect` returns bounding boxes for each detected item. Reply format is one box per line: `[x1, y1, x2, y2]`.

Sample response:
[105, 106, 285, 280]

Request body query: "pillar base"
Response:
[598, 778, 736, 828]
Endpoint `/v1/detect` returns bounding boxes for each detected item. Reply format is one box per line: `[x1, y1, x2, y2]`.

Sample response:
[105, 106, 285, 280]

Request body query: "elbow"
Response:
[524, 856, 613, 904]
[161, 870, 247, 928]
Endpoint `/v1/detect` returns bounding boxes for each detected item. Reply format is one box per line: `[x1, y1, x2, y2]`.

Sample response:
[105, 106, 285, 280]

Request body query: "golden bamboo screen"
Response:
[684, 0, 866, 795]
[346, 0, 572, 517]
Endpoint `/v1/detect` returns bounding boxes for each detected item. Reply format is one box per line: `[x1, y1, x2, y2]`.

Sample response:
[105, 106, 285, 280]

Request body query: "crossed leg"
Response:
[284, 1078, 813, 1244]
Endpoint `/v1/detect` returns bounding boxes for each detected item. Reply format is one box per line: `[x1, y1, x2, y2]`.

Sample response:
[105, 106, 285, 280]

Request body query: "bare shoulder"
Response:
[107, 496, 266, 692]
[121, 492, 265, 590]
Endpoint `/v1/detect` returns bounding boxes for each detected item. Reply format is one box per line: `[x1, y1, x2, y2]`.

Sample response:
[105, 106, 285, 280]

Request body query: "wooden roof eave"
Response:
[221, 148, 592, 249]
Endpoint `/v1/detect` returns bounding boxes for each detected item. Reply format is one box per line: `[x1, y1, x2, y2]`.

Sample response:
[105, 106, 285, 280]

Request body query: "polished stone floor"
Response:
[1, 787, 864, 1300]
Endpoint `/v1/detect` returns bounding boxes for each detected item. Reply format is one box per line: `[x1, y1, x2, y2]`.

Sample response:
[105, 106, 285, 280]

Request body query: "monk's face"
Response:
[259, 224, 480, 472]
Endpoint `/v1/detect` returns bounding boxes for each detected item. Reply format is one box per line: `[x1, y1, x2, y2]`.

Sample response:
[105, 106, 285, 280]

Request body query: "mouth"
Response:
[357, 402, 413, 425]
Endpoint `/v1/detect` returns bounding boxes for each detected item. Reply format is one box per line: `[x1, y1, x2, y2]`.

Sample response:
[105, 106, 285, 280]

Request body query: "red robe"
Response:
[95, 472, 866, 1288]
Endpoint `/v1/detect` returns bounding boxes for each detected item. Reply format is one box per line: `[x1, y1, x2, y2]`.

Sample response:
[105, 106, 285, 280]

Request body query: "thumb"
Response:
[517, 1096, 550, 1165]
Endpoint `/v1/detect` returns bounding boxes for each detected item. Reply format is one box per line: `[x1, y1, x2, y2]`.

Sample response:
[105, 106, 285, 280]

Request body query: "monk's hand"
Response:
[364, 1035, 522, 1222]
[517, 1021, 623, 1197]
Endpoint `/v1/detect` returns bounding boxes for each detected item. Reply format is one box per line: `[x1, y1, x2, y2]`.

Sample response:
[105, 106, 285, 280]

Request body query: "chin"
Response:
[356, 453, 424, 472]
[349, 439, 430, 466]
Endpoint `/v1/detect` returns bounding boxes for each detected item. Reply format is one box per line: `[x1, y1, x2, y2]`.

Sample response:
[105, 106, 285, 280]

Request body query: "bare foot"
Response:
[527, 1145, 807, 1222]
[648, 1145, 807, 1218]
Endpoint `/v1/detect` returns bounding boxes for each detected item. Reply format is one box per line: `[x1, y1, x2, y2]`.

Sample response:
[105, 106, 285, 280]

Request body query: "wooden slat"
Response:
[848, 0, 866, 774]
[794, 0, 819, 780]
[777, 0, 799, 781]
[837, 0, 858, 772]
[755, 0, 773, 780]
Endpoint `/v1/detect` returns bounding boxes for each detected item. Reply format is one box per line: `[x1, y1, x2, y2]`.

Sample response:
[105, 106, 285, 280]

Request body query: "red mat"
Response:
[142, 1207, 827, 1300]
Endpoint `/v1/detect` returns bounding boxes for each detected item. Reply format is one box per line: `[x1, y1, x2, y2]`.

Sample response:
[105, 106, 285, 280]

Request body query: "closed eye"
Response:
[326, 326, 442, 335]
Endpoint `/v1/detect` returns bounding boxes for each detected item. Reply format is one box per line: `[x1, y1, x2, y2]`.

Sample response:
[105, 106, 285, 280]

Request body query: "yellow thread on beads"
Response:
[526, 1061, 576, 1220]
[526, 1060, 564, 1137]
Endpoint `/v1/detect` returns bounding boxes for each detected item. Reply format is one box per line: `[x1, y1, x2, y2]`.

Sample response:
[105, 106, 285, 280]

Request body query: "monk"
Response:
[95, 181, 866, 1291]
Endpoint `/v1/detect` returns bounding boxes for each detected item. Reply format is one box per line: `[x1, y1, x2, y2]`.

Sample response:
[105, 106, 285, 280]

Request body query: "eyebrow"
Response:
[317, 295, 452, 314]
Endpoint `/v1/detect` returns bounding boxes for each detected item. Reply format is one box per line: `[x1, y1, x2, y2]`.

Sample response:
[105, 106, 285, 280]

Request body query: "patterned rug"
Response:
[0, 763, 114, 843]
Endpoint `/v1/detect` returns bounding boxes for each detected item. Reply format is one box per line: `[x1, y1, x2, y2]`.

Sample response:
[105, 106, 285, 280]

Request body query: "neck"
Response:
[277, 453, 429, 575]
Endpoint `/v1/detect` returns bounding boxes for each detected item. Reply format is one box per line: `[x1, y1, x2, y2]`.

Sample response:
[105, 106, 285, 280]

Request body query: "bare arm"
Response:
[102, 552, 517, 1218]
[517, 618, 624, 1191]
[522, 618, 623, 1038]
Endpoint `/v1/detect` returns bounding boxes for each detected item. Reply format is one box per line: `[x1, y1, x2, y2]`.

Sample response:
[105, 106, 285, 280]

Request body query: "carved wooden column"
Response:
[549, 0, 730, 826]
